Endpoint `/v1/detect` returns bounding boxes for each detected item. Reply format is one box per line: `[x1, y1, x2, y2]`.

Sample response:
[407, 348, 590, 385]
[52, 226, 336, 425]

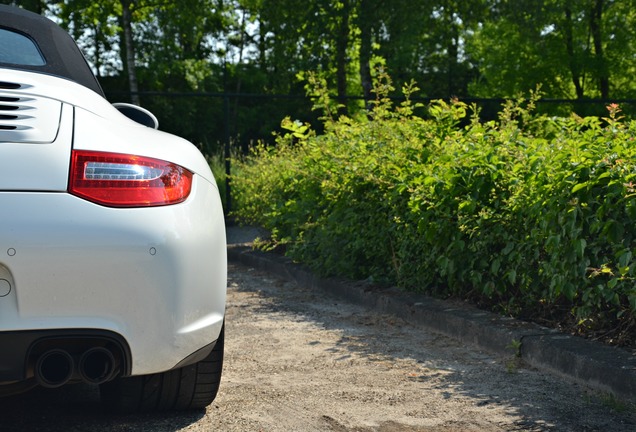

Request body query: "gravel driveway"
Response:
[1, 262, 634, 431]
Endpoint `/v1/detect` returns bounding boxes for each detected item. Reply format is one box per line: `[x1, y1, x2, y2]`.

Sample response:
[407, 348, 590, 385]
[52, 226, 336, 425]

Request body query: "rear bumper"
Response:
[0, 176, 226, 380]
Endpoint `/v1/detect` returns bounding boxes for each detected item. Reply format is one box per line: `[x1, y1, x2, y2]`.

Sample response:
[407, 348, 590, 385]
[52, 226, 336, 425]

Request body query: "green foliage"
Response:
[466, 0, 636, 100]
[232, 74, 636, 344]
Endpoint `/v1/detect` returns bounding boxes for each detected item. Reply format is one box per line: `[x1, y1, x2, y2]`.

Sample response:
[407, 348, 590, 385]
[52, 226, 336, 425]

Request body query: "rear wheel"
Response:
[100, 325, 224, 413]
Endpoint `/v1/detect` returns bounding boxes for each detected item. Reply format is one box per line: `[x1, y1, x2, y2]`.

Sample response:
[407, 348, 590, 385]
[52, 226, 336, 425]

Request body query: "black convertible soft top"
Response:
[0, 5, 104, 96]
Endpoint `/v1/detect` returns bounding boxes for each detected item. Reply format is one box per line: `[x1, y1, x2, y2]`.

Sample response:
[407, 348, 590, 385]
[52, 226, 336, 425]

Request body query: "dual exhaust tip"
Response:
[35, 347, 119, 388]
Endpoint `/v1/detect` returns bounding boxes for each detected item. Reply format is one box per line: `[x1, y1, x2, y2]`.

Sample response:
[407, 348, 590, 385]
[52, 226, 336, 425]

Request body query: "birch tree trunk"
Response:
[121, 0, 140, 105]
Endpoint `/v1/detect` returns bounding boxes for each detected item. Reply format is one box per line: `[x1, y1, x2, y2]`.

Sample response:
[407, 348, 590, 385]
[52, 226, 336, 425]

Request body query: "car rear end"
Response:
[0, 70, 226, 401]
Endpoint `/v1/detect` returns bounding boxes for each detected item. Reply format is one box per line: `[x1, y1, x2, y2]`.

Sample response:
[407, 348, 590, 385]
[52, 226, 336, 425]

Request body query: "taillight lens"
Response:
[69, 150, 193, 207]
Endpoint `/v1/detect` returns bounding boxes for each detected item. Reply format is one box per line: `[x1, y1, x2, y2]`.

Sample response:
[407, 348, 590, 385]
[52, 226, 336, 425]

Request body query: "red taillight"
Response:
[69, 150, 193, 207]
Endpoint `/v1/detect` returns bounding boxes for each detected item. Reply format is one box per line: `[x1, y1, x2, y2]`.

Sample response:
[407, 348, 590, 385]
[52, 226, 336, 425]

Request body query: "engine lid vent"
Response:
[0, 81, 21, 90]
[0, 87, 62, 143]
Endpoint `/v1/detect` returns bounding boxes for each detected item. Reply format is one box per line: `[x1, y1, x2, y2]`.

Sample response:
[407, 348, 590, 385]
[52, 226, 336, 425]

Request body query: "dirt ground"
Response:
[1, 262, 635, 431]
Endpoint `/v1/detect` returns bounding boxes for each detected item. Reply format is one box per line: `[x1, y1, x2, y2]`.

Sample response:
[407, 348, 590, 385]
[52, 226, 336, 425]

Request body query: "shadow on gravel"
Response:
[230, 264, 636, 432]
[0, 384, 205, 431]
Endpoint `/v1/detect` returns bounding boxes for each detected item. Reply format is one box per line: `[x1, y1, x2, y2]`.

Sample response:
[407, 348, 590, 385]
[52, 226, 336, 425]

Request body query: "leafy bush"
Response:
[231, 75, 636, 345]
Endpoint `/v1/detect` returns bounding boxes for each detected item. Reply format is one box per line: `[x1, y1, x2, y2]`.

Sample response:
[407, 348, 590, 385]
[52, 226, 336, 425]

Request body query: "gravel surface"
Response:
[1, 262, 635, 431]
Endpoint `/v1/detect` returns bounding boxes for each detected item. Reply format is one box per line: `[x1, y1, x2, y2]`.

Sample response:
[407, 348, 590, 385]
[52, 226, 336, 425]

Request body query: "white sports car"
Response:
[0, 5, 226, 412]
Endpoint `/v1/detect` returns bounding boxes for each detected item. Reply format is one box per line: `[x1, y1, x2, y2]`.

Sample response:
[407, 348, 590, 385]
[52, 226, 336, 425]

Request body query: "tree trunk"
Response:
[358, 0, 373, 110]
[335, 0, 351, 117]
[590, 0, 609, 98]
[121, 0, 140, 105]
[564, 4, 584, 98]
[446, 2, 458, 97]
[93, 23, 102, 79]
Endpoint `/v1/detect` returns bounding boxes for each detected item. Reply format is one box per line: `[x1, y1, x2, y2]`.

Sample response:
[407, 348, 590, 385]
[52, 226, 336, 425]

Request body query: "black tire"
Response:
[100, 325, 224, 413]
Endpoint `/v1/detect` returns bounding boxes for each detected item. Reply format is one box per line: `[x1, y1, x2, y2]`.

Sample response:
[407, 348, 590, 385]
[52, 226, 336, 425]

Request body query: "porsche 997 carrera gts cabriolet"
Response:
[0, 5, 227, 412]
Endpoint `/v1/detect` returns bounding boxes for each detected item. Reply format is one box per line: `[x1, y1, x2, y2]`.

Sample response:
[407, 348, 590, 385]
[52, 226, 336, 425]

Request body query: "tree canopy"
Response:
[3, 0, 636, 151]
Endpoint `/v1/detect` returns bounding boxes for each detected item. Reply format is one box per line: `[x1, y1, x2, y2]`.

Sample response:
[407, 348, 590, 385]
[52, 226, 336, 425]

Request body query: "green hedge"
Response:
[231, 79, 636, 344]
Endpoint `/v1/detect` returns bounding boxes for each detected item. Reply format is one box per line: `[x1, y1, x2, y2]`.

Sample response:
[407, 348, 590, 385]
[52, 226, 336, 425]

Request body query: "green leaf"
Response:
[491, 258, 501, 274]
[507, 269, 517, 284]
[597, 171, 611, 180]
[576, 238, 586, 259]
[502, 242, 515, 255]
[571, 182, 588, 193]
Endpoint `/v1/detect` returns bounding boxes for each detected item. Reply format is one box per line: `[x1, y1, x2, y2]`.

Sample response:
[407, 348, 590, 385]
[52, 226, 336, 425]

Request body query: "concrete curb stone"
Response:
[227, 242, 636, 402]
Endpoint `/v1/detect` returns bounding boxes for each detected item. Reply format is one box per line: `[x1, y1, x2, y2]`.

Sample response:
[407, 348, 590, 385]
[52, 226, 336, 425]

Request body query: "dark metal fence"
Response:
[106, 91, 636, 153]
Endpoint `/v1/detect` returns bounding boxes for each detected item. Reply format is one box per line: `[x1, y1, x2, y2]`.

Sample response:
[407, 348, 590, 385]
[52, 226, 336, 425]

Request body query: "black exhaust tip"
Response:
[78, 347, 117, 385]
[35, 349, 74, 388]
